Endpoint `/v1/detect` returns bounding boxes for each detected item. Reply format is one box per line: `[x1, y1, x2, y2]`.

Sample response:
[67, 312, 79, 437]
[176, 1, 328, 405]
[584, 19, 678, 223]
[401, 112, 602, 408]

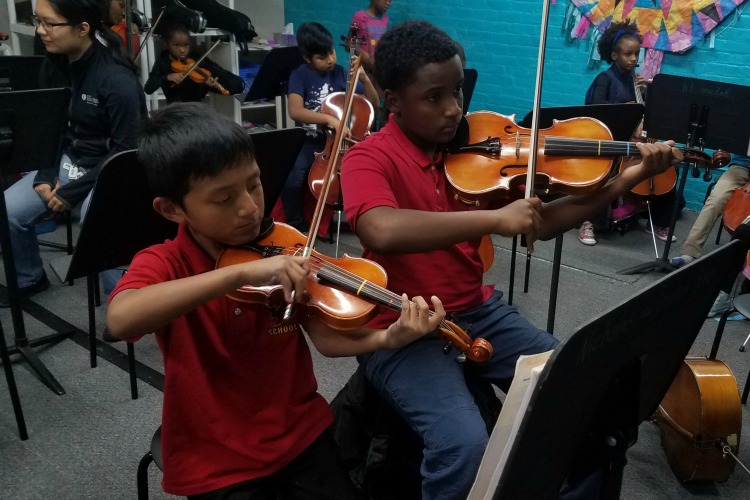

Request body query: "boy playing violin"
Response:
[340, 20, 682, 500]
[144, 23, 243, 103]
[106, 103, 444, 498]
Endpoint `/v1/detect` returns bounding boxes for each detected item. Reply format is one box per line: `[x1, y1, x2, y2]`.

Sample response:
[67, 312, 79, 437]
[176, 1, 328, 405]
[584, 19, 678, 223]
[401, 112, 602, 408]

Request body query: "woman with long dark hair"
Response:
[1, 0, 146, 307]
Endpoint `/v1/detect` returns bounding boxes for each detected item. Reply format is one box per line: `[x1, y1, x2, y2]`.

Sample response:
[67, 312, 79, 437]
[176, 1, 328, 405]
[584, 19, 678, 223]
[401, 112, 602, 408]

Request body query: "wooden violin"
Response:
[216, 220, 493, 362]
[445, 111, 720, 207]
[170, 40, 230, 96]
[308, 23, 374, 206]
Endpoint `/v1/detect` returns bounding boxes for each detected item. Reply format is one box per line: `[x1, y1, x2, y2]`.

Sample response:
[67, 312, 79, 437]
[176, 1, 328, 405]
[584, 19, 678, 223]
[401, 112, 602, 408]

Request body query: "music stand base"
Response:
[617, 258, 676, 275]
[7, 331, 76, 395]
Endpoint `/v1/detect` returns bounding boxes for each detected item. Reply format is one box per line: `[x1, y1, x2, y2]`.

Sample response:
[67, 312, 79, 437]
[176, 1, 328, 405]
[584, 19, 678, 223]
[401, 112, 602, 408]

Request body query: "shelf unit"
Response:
[137, 0, 291, 131]
[6, 0, 36, 56]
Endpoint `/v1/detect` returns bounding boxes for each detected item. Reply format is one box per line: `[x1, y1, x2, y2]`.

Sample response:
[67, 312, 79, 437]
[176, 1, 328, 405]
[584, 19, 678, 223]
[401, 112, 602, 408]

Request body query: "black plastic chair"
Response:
[49, 150, 178, 397]
[136, 426, 163, 500]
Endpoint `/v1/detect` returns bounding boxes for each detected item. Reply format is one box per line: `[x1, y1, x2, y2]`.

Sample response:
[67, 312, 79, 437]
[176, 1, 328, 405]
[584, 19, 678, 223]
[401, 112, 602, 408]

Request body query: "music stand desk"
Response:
[487, 241, 742, 498]
[0, 88, 72, 396]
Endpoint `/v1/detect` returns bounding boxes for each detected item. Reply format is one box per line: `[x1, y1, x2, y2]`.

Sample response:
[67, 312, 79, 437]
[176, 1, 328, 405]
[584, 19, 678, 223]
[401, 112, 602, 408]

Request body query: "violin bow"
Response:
[523, 0, 552, 264]
[134, 6, 166, 60]
[179, 39, 224, 80]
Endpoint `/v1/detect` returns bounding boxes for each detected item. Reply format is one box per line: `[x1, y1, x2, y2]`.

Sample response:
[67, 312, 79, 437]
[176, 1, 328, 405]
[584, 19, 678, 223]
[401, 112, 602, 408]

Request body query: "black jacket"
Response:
[35, 41, 146, 207]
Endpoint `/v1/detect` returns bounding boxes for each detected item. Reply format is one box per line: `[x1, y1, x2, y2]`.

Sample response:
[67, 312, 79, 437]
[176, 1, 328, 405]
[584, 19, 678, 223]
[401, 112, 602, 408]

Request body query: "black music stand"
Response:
[462, 68, 478, 114]
[239, 46, 305, 128]
[512, 104, 644, 332]
[0, 88, 73, 395]
[481, 240, 742, 499]
[618, 74, 750, 275]
[0, 55, 45, 92]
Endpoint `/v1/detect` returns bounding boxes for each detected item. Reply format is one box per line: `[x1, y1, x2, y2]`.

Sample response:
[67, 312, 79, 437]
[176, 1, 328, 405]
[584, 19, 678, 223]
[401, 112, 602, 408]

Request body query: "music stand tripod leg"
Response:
[0, 319, 28, 440]
[0, 192, 68, 395]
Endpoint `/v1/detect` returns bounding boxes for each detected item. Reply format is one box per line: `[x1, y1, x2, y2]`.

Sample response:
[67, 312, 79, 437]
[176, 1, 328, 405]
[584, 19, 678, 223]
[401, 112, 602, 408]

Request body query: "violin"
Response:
[444, 111, 720, 207]
[216, 219, 493, 362]
[308, 23, 375, 206]
[171, 58, 230, 96]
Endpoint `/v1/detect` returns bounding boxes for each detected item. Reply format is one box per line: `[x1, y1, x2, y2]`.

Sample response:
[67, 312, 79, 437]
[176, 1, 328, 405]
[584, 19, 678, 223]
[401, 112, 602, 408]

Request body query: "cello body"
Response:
[654, 357, 741, 482]
[722, 181, 750, 235]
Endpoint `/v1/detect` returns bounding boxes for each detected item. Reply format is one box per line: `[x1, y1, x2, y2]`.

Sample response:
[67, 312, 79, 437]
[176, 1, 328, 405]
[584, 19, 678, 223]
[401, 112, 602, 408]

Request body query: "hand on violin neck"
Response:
[385, 294, 446, 350]
[624, 140, 683, 186]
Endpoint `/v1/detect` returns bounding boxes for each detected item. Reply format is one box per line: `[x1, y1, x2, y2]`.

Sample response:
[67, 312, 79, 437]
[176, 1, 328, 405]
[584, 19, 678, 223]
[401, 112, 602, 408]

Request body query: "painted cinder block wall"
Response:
[283, 1, 749, 209]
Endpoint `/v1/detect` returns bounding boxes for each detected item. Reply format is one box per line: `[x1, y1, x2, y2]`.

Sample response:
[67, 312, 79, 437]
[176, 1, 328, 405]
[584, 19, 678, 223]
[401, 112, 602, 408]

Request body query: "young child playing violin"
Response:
[106, 102, 443, 499]
[339, 20, 682, 500]
[283, 21, 379, 233]
[144, 22, 244, 103]
[581, 19, 682, 246]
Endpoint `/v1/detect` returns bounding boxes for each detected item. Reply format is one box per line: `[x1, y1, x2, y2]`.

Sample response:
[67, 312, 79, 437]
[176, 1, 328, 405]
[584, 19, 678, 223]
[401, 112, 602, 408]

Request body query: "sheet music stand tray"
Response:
[618, 74, 750, 275]
[488, 241, 741, 499]
[0, 88, 73, 396]
[512, 104, 644, 332]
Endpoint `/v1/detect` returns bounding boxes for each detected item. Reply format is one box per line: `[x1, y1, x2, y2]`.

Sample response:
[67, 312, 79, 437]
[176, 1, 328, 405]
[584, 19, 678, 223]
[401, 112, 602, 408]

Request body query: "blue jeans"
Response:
[4, 155, 93, 287]
[360, 290, 559, 500]
[281, 134, 326, 232]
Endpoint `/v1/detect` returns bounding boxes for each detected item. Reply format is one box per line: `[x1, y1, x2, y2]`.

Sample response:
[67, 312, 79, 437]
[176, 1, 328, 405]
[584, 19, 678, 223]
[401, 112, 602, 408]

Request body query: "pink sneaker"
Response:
[645, 226, 677, 242]
[579, 221, 596, 246]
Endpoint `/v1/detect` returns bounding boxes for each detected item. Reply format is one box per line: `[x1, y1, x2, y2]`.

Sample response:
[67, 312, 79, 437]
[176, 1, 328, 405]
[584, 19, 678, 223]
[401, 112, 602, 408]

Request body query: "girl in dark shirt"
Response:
[1, 0, 146, 306]
[144, 23, 244, 103]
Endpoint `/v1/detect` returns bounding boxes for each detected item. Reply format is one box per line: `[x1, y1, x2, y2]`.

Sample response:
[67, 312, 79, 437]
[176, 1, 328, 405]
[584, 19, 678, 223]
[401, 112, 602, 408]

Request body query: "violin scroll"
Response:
[437, 320, 493, 363]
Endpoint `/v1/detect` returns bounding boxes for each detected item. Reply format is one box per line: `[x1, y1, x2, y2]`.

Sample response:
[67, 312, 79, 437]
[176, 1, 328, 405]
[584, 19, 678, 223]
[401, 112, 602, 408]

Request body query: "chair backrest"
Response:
[64, 128, 306, 281]
[65, 150, 177, 281]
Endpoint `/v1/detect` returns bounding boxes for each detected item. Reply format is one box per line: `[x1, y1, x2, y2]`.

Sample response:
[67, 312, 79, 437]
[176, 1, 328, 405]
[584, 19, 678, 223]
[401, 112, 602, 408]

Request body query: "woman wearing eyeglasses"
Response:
[1, 0, 146, 308]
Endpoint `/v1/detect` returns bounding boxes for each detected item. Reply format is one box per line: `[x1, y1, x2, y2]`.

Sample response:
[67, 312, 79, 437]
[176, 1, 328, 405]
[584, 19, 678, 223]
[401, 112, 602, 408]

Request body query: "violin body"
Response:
[722, 181, 750, 234]
[170, 57, 230, 96]
[445, 112, 614, 207]
[654, 357, 741, 482]
[618, 154, 677, 198]
[308, 91, 374, 205]
[216, 221, 385, 331]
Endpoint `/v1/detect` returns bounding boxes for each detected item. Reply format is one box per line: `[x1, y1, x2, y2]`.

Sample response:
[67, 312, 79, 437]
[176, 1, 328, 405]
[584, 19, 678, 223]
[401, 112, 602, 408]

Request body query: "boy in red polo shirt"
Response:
[106, 103, 444, 499]
[340, 20, 682, 500]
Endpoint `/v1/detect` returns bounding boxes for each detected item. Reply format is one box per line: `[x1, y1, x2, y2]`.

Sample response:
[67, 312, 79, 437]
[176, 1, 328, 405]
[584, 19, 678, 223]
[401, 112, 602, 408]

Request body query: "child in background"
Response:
[105, 0, 138, 53]
[283, 22, 379, 233]
[144, 23, 244, 103]
[581, 19, 681, 246]
[348, 0, 391, 75]
[107, 102, 444, 498]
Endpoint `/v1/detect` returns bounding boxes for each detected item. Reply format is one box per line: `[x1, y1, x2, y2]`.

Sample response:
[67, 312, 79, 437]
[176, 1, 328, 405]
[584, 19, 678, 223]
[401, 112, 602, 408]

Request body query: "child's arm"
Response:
[353, 142, 681, 254]
[288, 92, 340, 129]
[107, 255, 310, 340]
[357, 66, 380, 113]
[304, 294, 445, 356]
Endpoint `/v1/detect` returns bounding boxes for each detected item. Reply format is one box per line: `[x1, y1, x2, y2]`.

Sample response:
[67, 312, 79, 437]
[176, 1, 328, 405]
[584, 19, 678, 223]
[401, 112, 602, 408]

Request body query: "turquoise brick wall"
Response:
[283, 0, 749, 210]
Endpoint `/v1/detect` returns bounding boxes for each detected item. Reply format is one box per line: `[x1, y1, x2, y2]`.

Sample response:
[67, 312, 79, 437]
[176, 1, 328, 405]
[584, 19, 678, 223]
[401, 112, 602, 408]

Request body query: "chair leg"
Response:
[128, 342, 139, 400]
[742, 368, 750, 405]
[136, 451, 154, 500]
[715, 218, 724, 245]
[710, 309, 732, 360]
[740, 331, 750, 352]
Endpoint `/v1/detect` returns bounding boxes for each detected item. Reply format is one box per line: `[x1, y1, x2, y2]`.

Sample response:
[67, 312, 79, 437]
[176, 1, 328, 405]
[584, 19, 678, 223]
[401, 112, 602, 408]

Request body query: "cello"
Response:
[654, 356, 741, 482]
[308, 24, 375, 206]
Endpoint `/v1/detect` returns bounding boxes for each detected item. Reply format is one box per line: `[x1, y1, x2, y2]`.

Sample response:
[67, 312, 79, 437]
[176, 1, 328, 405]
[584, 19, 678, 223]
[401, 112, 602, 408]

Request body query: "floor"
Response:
[2, 207, 750, 499]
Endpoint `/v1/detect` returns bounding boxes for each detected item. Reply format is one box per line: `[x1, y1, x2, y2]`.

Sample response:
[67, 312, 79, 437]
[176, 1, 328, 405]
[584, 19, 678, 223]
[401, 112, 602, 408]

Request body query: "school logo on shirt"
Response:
[81, 93, 99, 106]
[267, 323, 301, 336]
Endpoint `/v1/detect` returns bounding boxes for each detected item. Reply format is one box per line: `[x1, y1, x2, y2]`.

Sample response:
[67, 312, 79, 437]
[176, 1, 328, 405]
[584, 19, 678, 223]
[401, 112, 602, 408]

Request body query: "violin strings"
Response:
[256, 246, 456, 333]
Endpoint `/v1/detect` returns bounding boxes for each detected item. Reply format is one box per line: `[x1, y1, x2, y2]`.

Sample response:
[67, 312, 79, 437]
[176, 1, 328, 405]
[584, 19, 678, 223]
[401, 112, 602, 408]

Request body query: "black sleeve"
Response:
[144, 56, 170, 95]
[55, 71, 144, 207]
[589, 74, 612, 105]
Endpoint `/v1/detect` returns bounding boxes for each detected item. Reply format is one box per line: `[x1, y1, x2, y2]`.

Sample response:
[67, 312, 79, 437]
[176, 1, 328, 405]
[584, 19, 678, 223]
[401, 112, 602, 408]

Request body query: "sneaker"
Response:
[707, 291, 732, 318]
[670, 255, 695, 268]
[645, 226, 677, 242]
[579, 221, 596, 246]
[0, 271, 51, 308]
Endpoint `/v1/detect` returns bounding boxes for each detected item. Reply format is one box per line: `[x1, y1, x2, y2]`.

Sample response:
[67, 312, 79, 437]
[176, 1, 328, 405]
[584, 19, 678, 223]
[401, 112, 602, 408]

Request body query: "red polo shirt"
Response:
[341, 118, 493, 328]
[111, 224, 332, 496]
